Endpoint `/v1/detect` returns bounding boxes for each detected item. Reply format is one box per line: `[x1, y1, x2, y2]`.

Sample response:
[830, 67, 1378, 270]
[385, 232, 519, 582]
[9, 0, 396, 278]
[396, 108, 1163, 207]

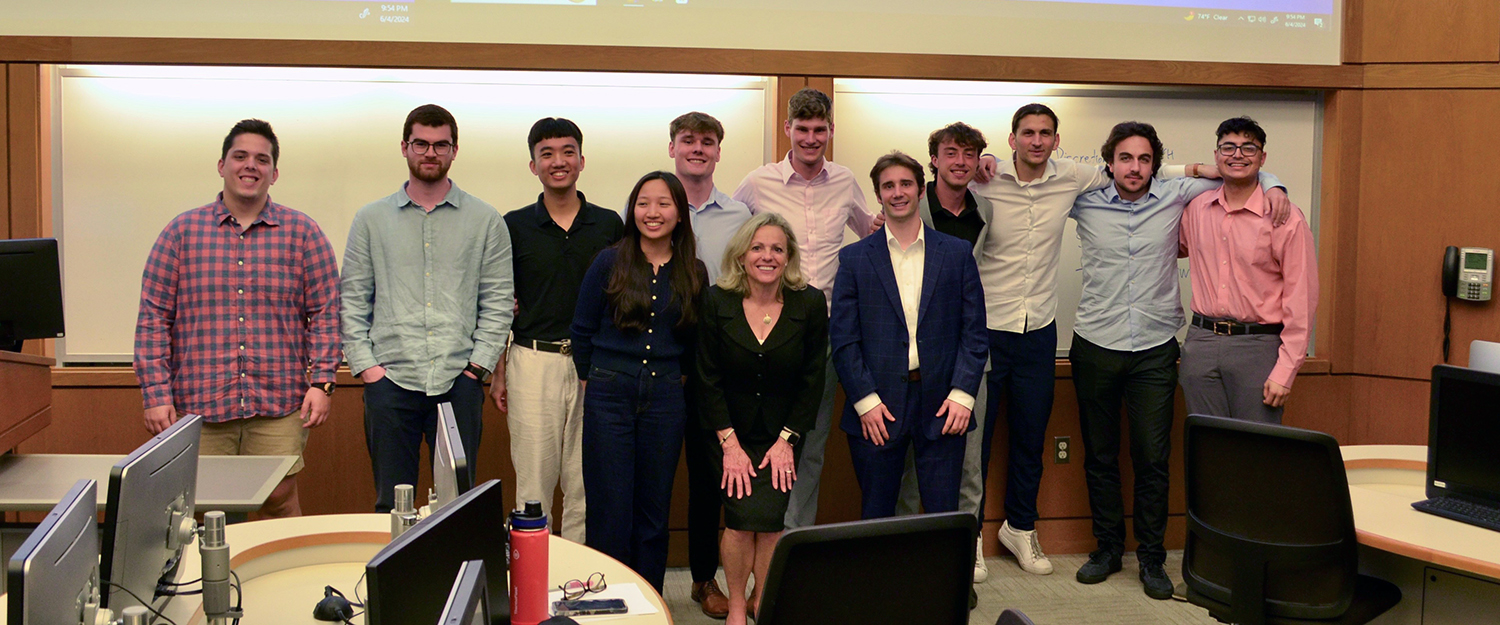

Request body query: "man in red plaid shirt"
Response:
[134, 119, 341, 518]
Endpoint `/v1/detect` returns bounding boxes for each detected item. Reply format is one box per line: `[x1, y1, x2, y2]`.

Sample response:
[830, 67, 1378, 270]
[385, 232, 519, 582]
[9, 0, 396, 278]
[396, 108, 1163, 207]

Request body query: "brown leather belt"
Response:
[1191, 314, 1283, 336]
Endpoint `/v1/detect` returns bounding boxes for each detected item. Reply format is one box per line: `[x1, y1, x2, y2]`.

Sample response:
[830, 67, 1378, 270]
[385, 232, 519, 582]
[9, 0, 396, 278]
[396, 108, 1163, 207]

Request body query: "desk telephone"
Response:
[1444, 246, 1493, 302]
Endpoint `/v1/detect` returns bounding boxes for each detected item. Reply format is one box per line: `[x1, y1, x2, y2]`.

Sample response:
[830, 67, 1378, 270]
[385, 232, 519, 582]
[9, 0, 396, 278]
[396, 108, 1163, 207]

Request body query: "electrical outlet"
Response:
[1054, 436, 1070, 464]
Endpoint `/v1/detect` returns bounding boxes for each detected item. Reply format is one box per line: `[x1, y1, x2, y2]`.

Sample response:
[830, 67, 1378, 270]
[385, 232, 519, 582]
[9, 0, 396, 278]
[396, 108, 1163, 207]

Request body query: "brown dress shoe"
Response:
[691, 579, 730, 619]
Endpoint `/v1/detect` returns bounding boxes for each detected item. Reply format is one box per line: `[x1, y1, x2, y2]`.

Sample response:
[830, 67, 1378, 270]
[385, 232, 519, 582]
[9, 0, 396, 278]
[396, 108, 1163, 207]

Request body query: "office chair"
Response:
[994, 608, 1036, 625]
[1182, 415, 1400, 625]
[755, 511, 975, 625]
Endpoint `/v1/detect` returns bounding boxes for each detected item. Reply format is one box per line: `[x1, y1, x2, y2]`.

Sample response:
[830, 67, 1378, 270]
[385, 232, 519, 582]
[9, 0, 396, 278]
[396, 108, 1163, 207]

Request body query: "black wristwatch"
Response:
[464, 362, 490, 381]
[779, 428, 801, 446]
[311, 382, 335, 397]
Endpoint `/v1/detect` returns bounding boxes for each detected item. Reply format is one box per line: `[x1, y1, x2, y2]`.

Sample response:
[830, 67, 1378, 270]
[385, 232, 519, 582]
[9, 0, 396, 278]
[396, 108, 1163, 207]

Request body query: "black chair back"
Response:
[994, 608, 1036, 625]
[1183, 414, 1358, 624]
[756, 511, 976, 625]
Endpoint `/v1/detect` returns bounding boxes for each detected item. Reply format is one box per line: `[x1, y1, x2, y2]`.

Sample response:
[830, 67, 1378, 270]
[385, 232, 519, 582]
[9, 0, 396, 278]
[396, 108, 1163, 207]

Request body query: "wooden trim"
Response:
[1355, 529, 1500, 582]
[1363, 63, 1500, 89]
[1, 351, 53, 366]
[0, 406, 49, 455]
[1341, 0, 1364, 64]
[0, 36, 1362, 89]
[1317, 91, 1363, 374]
[1343, 458, 1426, 472]
[0, 64, 9, 240]
[227, 530, 390, 569]
[6, 64, 41, 240]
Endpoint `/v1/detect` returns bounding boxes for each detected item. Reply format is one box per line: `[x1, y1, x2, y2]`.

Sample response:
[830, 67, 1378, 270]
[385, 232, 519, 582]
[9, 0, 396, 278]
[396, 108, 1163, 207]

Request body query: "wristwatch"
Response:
[464, 363, 490, 381]
[311, 382, 335, 397]
[779, 428, 801, 446]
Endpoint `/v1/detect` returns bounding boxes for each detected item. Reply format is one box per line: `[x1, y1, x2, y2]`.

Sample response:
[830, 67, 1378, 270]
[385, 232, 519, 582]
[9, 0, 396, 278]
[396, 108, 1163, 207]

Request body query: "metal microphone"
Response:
[392, 484, 419, 539]
[199, 511, 238, 623]
[120, 606, 149, 625]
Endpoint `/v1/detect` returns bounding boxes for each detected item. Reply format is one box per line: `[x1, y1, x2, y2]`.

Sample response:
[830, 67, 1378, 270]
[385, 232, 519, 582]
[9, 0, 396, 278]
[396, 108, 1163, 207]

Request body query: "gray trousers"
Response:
[784, 356, 839, 529]
[1178, 325, 1285, 424]
[895, 376, 988, 518]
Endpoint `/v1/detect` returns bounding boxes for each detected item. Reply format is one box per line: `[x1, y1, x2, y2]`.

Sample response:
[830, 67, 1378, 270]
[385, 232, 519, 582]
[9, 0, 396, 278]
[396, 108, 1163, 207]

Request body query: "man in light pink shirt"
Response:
[1179, 116, 1318, 424]
[733, 87, 876, 529]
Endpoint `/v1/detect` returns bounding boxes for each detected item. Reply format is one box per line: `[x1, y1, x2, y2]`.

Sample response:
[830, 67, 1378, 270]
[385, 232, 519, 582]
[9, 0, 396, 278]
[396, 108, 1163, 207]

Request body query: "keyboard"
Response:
[1413, 495, 1500, 532]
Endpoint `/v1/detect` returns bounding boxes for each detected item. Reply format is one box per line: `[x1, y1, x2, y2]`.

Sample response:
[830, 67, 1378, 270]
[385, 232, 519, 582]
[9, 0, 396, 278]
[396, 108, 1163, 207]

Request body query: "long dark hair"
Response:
[606, 171, 704, 332]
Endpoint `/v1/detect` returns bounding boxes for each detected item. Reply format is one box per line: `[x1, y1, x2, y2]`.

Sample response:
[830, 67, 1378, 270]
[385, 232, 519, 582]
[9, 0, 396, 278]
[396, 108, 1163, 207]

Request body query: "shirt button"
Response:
[427, 302, 432, 307]
[239, 345, 245, 350]
[237, 289, 243, 294]
[425, 243, 430, 247]
[648, 329, 653, 334]
[651, 295, 657, 301]
[646, 345, 651, 351]
[642, 359, 648, 365]
[240, 372, 246, 377]
[237, 260, 243, 266]
[239, 317, 244, 322]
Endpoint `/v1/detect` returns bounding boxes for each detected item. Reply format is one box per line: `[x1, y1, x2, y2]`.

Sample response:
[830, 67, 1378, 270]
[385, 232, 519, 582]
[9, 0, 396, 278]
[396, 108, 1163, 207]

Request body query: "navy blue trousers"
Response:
[363, 373, 484, 513]
[581, 367, 686, 593]
[981, 322, 1057, 531]
[847, 380, 966, 519]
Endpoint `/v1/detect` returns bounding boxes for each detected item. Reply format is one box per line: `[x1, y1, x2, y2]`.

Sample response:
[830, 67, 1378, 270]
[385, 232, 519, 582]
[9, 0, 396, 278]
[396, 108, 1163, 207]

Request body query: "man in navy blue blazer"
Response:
[831, 151, 989, 519]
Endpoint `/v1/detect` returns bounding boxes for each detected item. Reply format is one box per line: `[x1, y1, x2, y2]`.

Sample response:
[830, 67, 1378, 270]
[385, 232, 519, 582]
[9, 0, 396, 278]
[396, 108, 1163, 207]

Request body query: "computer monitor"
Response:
[437, 560, 490, 625]
[7, 480, 104, 625]
[431, 402, 471, 511]
[756, 511, 976, 625]
[0, 238, 65, 351]
[1426, 365, 1500, 504]
[366, 478, 509, 625]
[100, 414, 203, 613]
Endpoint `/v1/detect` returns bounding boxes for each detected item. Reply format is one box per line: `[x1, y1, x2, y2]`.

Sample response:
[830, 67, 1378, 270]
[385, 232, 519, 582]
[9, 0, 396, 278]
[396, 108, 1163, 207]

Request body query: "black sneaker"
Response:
[1140, 561, 1174, 600]
[1075, 549, 1122, 584]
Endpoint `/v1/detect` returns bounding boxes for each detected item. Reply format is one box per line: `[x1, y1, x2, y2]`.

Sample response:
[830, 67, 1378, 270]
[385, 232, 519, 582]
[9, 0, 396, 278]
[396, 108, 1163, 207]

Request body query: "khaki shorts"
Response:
[199, 412, 310, 475]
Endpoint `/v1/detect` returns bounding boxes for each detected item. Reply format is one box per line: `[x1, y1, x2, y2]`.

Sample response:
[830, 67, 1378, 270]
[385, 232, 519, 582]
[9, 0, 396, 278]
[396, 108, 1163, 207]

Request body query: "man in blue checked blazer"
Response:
[831, 151, 988, 519]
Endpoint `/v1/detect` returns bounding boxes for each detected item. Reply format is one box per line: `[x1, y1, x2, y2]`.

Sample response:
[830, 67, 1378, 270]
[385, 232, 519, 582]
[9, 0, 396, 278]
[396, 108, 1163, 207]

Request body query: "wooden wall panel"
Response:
[1348, 0, 1500, 64]
[1348, 376, 1431, 445]
[1316, 91, 1363, 374]
[1353, 89, 1500, 380]
[6, 64, 41, 240]
[1, 64, 9, 239]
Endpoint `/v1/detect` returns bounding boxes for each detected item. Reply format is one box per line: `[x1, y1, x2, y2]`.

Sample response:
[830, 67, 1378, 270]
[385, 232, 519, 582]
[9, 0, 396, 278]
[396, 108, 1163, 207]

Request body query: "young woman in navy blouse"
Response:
[572, 170, 707, 591]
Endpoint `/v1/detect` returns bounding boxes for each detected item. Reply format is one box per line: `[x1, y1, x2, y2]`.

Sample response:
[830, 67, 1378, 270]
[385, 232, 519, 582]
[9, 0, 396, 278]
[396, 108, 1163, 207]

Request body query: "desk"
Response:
[1343, 445, 1500, 625]
[0, 454, 297, 512]
[156, 513, 672, 625]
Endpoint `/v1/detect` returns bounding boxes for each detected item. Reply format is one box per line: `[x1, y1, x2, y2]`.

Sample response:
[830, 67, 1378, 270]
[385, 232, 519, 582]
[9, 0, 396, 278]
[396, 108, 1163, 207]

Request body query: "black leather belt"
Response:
[1191, 314, 1284, 336]
[907, 369, 922, 382]
[514, 337, 571, 355]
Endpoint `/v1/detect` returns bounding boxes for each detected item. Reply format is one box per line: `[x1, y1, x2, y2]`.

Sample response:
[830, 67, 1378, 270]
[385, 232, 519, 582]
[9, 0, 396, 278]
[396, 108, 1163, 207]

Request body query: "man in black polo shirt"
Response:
[908, 122, 995, 584]
[501, 117, 624, 543]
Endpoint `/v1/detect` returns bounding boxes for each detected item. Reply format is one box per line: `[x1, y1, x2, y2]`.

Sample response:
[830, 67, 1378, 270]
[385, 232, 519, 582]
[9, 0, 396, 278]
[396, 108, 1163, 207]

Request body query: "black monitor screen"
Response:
[1430, 366, 1500, 502]
[366, 478, 508, 625]
[0, 238, 64, 347]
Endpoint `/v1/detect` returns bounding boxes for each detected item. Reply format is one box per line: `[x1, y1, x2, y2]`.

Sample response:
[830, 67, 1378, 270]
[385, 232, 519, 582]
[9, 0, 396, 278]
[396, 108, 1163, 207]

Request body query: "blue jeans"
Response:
[581, 366, 686, 592]
[362, 374, 484, 513]
[983, 323, 1057, 531]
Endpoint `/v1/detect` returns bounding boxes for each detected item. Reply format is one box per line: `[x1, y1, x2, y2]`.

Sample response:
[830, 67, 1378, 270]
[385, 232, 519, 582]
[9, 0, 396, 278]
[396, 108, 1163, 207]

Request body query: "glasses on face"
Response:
[558, 572, 606, 600]
[406, 140, 455, 155]
[1216, 142, 1262, 157]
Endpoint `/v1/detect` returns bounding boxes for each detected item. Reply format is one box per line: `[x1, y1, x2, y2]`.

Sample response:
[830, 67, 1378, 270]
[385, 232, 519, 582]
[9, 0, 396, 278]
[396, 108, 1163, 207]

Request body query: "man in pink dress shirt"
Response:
[733, 87, 876, 529]
[1178, 116, 1319, 424]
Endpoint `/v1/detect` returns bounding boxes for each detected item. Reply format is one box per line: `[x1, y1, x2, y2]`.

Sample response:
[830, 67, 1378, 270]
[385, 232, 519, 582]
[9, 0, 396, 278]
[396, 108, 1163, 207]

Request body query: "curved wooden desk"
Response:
[157, 513, 671, 624]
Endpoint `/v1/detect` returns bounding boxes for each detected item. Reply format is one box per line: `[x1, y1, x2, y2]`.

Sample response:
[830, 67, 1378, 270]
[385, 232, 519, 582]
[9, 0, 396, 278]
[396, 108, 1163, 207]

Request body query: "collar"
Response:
[1102, 178, 1162, 204]
[690, 187, 731, 214]
[396, 179, 463, 211]
[926, 181, 977, 216]
[1206, 182, 1269, 216]
[997, 157, 1058, 184]
[213, 193, 279, 227]
[776, 153, 829, 184]
[884, 221, 926, 253]
[531, 191, 596, 227]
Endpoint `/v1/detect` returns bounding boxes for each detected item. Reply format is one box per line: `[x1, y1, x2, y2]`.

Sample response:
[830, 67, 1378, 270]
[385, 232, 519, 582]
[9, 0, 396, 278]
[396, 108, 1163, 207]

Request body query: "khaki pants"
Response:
[506, 344, 587, 543]
[200, 411, 310, 475]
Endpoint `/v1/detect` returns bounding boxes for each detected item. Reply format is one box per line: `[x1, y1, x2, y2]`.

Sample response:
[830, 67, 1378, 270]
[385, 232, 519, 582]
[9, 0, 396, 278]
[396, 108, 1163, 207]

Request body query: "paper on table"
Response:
[547, 582, 659, 621]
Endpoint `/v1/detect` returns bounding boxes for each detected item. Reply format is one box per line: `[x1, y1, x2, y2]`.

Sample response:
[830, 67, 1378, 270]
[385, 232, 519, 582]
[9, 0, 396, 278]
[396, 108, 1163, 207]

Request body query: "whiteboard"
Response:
[832, 79, 1321, 356]
[56, 66, 772, 361]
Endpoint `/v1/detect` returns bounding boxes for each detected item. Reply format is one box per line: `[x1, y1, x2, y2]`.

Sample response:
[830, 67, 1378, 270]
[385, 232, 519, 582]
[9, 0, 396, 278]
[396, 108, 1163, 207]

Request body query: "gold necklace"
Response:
[763, 313, 773, 325]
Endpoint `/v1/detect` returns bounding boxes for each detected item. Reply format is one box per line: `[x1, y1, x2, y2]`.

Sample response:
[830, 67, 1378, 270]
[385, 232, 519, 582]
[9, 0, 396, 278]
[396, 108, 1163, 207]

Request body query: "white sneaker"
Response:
[973, 537, 989, 583]
[998, 520, 1053, 575]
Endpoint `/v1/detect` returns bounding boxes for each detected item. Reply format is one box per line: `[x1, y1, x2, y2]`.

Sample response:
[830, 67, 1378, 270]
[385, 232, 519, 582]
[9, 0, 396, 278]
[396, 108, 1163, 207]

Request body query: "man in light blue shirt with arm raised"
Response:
[341, 104, 514, 512]
[1067, 121, 1288, 599]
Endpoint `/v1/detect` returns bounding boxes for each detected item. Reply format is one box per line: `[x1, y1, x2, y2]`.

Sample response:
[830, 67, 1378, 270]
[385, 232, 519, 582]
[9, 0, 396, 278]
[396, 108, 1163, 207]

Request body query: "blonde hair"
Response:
[716, 212, 808, 295]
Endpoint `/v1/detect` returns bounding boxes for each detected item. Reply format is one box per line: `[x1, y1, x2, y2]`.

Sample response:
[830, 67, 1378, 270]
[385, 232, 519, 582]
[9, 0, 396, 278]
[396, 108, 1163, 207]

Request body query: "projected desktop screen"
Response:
[5, 0, 1342, 66]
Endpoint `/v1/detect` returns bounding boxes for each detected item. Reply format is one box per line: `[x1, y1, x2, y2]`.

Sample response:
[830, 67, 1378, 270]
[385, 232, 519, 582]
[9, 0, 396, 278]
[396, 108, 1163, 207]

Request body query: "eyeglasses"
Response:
[406, 139, 455, 155]
[1215, 143, 1262, 157]
[558, 572, 606, 600]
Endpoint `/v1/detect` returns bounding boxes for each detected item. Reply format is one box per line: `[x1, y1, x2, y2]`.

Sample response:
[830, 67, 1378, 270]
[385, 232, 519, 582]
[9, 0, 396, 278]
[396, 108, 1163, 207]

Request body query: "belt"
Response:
[1191, 314, 1283, 336]
[514, 337, 572, 355]
[907, 369, 922, 382]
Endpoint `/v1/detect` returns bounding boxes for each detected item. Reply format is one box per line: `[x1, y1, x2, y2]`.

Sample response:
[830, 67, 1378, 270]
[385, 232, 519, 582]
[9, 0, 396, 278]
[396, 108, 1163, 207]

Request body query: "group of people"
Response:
[131, 86, 1317, 620]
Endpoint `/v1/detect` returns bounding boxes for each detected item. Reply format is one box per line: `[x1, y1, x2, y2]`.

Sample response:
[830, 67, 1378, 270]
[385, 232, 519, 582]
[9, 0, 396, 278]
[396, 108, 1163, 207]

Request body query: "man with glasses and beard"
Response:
[341, 104, 514, 512]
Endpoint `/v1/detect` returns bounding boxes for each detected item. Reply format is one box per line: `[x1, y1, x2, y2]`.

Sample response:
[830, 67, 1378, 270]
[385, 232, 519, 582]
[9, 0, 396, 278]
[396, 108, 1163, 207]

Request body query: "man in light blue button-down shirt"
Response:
[1067, 121, 1287, 599]
[341, 104, 514, 512]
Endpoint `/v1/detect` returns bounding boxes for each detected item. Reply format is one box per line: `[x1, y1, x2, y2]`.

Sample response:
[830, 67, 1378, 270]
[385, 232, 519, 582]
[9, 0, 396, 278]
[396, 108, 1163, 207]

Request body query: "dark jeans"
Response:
[846, 380, 966, 519]
[982, 323, 1057, 531]
[1069, 334, 1177, 564]
[683, 403, 721, 583]
[581, 367, 686, 593]
[363, 373, 484, 513]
